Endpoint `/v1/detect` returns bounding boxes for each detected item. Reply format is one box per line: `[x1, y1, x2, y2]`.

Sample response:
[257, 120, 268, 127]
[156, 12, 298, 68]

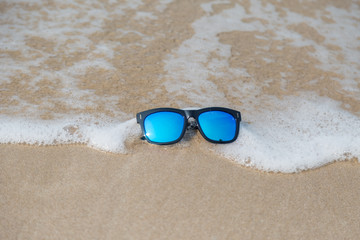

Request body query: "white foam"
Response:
[164, 1, 360, 107]
[156, 0, 174, 12]
[0, 0, 149, 119]
[0, 116, 140, 153]
[215, 95, 360, 173]
[164, 3, 262, 106]
[160, 1, 360, 172]
[1, 94, 358, 172]
[0, 0, 146, 82]
[135, 11, 157, 20]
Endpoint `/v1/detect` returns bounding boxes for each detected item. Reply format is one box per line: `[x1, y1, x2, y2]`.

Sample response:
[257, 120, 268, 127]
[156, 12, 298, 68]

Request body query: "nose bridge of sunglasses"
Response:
[186, 117, 198, 130]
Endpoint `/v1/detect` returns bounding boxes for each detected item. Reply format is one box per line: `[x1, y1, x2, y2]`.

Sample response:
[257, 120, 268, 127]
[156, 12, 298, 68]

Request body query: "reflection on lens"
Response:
[144, 111, 185, 143]
[198, 111, 236, 142]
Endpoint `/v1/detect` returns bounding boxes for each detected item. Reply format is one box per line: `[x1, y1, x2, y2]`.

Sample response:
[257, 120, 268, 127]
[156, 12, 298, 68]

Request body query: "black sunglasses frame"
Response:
[136, 107, 241, 145]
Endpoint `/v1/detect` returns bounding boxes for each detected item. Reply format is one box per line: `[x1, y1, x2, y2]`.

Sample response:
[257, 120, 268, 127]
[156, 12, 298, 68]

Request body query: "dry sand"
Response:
[1, 144, 359, 239]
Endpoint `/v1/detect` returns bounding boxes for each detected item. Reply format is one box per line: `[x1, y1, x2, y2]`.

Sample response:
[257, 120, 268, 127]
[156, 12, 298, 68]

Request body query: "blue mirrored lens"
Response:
[144, 111, 185, 143]
[198, 111, 236, 142]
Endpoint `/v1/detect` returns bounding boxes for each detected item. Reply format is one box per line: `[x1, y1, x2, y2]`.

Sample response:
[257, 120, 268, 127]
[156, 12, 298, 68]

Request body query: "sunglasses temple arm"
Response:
[136, 113, 145, 140]
[136, 113, 141, 123]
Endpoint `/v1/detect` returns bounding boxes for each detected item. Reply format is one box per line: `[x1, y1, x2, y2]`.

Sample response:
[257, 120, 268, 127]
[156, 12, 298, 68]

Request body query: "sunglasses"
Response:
[136, 107, 241, 145]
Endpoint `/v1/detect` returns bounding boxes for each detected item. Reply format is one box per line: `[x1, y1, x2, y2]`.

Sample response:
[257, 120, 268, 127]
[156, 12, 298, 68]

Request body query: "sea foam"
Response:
[215, 95, 360, 173]
[164, 1, 360, 107]
[159, 1, 360, 171]
[0, 116, 140, 153]
[1, 94, 359, 173]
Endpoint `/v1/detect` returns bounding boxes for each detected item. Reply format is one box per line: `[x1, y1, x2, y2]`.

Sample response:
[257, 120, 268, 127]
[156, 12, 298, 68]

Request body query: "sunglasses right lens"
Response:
[144, 111, 185, 143]
[198, 111, 237, 142]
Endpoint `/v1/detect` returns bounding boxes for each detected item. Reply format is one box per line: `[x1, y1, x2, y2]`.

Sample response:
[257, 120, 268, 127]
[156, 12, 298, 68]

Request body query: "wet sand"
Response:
[1, 144, 359, 239]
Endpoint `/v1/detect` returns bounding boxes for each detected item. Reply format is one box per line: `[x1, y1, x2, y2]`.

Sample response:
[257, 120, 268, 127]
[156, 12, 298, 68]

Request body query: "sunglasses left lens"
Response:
[144, 111, 185, 143]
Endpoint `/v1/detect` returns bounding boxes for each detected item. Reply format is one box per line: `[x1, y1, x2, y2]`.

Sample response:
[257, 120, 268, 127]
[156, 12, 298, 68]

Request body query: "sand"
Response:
[1, 144, 359, 239]
[1, 0, 360, 239]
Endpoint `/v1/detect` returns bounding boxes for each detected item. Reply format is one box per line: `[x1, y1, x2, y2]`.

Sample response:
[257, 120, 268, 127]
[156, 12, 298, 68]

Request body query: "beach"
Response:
[1, 144, 360, 239]
[1, 0, 360, 238]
